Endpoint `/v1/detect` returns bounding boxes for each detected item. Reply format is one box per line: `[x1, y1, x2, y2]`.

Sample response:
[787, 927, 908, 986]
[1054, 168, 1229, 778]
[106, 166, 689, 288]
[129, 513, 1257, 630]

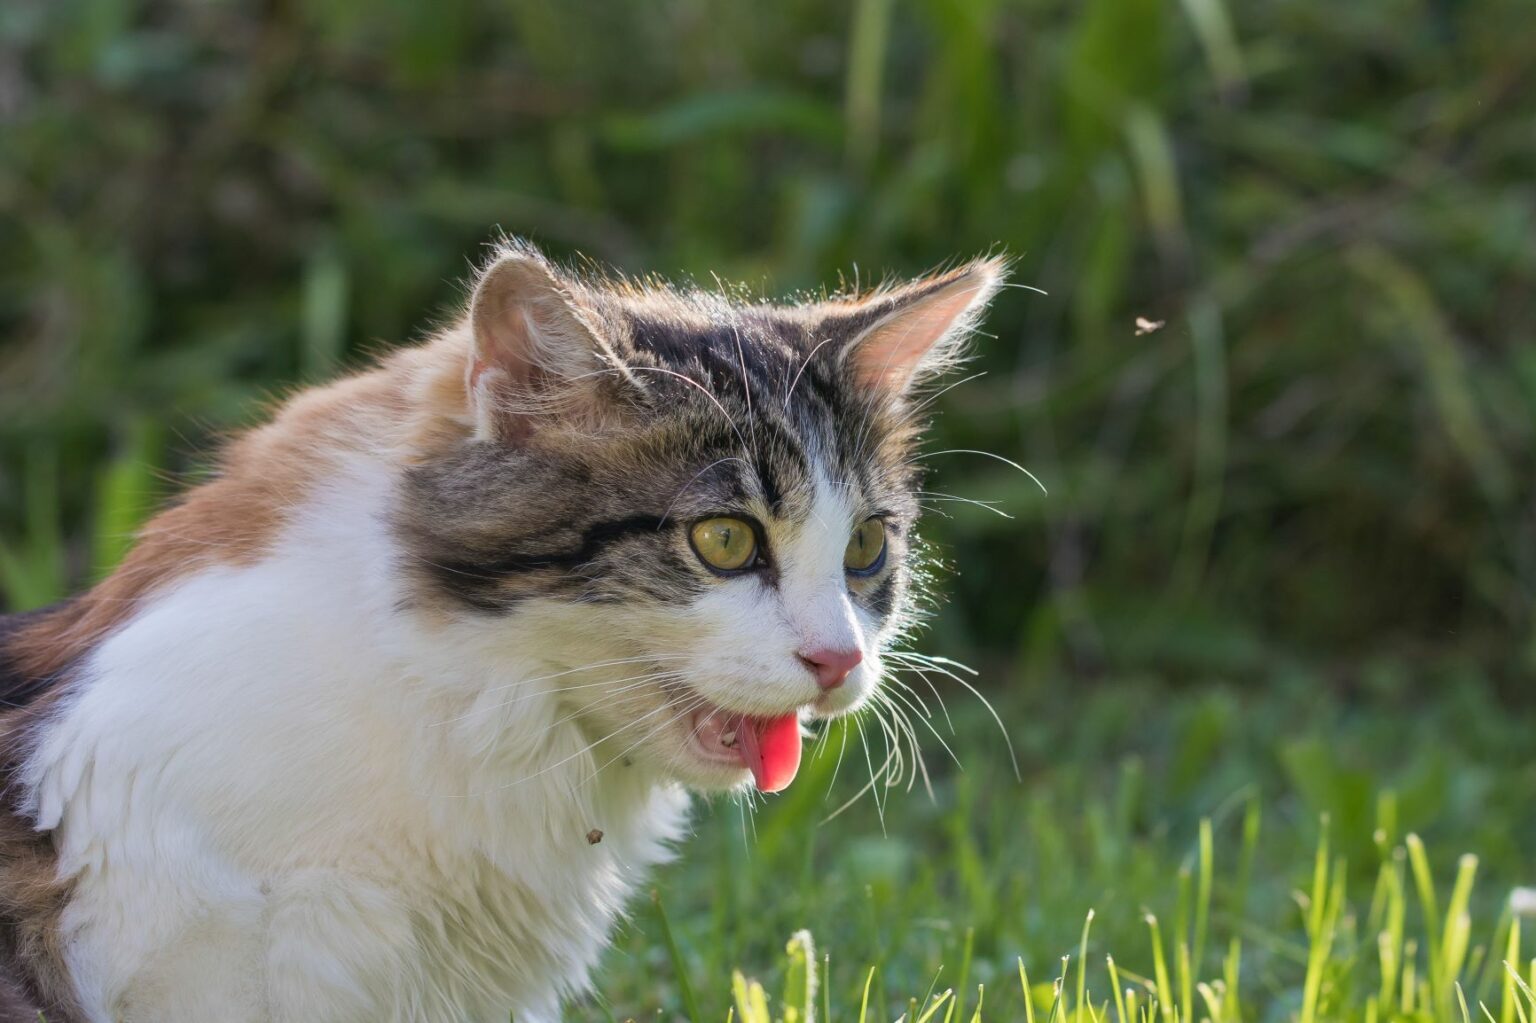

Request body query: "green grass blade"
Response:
[1504, 920, 1523, 1023]
[1222, 939, 1242, 1022]
[843, 0, 893, 171]
[952, 927, 975, 1023]
[1176, 0, 1246, 94]
[1020, 959, 1036, 1023]
[1233, 796, 1261, 923]
[651, 891, 703, 1023]
[1146, 916, 1174, 1023]
[1176, 942, 1192, 1023]
[1108, 957, 1128, 1023]
[823, 954, 832, 1023]
[1077, 911, 1095, 1023]
[1444, 855, 1480, 986]
[784, 930, 816, 1023]
[1407, 834, 1446, 1013]
[1307, 817, 1330, 941]
[91, 417, 160, 580]
[1193, 818, 1212, 975]
[916, 989, 953, 1023]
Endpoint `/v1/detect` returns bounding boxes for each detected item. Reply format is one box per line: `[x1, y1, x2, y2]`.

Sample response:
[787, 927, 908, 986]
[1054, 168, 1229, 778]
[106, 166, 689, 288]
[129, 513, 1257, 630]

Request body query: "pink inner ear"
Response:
[848, 268, 1001, 392]
[468, 357, 492, 390]
[465, 253, 609, 442]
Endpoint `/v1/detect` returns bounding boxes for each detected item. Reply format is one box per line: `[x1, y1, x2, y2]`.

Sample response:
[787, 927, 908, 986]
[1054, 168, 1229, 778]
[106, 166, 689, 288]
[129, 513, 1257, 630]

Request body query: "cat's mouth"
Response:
[686, 704, 804, 792]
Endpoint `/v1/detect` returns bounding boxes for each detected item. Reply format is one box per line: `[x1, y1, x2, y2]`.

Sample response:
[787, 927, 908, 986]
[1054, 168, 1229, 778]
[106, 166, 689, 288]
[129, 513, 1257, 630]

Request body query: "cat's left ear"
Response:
[831, 258, 1008, 395]
[466, 244, 619, 442]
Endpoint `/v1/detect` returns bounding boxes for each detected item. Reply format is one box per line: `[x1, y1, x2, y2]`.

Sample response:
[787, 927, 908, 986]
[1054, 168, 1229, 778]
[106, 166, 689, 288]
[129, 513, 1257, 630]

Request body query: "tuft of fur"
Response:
[0, 240, 1005, 1022]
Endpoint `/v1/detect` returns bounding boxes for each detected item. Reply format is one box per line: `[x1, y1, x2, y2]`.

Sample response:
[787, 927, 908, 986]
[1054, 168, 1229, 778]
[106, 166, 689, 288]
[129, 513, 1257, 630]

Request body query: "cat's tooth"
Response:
[720, 730, 737, 748]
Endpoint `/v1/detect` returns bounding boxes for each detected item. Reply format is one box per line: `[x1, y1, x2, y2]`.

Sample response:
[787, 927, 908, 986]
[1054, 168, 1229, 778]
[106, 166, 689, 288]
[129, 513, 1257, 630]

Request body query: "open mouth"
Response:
[687, 704, 805, 793]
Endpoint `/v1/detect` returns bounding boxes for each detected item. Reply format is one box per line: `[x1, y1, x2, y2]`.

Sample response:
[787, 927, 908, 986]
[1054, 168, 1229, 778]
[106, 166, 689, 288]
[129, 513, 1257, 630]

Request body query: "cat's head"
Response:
[400, 241, 1005, 793]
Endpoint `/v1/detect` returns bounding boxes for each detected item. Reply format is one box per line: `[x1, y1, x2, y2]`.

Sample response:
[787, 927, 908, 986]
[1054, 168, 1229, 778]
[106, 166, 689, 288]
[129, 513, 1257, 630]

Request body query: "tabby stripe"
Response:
[441, 515, 671, 580]
[866, 575, 897, 618]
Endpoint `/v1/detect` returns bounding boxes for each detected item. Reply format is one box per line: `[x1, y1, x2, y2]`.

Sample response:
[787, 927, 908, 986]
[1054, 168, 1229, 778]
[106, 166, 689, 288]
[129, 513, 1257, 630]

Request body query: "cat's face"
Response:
[399, 244, 1004, 793]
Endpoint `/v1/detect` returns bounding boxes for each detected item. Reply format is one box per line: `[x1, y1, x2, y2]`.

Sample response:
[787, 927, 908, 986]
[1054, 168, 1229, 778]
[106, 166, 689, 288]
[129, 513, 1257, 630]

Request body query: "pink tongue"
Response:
[735, 713, 802, 792]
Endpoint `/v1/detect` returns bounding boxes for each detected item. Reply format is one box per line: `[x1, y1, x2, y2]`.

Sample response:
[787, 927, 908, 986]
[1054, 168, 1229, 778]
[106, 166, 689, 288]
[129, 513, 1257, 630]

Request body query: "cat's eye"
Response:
[844, 518, 887, 575]
[690, 517, 759, 572]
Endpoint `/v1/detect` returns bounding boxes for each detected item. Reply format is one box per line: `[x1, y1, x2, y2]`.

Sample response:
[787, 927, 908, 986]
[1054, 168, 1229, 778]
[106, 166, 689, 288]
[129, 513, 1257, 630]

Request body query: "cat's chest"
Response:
[390, 779, 692, 1015]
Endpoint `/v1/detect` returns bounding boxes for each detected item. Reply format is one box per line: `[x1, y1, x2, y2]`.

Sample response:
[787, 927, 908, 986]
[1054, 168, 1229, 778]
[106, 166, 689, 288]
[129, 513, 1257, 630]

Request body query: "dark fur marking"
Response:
[864, 576, 898, 619]
[455, 515, 669, 577]
[0, 604, 73, 711]
[0, 607, 83, 1022]
[425, 516, 691, 613]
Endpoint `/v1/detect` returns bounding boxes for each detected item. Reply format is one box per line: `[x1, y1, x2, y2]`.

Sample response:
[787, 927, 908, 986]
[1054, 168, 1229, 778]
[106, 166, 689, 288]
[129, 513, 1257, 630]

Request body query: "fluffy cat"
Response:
[0, 241, 1005, 1022]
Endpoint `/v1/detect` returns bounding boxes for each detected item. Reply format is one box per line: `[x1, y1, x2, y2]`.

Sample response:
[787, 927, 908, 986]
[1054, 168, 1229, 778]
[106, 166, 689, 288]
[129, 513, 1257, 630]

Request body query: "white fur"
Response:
[678, 472, 881, 720]
[23, 452, 886, 1021]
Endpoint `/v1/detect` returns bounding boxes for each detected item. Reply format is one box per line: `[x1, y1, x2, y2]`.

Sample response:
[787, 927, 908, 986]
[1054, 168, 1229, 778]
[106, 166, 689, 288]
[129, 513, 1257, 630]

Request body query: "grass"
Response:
[576, 674, 1536, 1022]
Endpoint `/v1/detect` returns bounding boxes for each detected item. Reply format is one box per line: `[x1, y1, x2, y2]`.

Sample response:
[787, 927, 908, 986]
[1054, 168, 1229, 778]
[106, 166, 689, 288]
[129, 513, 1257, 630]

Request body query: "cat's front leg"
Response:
[77, 869, 270, 1023]
[80, 866, 416, 1023]
[262, 869, 420, 1022]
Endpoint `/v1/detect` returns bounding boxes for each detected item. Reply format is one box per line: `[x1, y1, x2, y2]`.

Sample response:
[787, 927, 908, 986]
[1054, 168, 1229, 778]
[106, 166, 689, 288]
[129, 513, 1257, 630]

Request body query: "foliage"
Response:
[3, 0, 1533, 684]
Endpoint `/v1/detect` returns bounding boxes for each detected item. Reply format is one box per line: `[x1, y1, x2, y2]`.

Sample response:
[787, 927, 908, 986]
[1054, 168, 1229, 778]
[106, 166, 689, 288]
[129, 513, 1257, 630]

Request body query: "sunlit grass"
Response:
[652, 820, 1532, 1023]
[582, 677, 1536, 1023]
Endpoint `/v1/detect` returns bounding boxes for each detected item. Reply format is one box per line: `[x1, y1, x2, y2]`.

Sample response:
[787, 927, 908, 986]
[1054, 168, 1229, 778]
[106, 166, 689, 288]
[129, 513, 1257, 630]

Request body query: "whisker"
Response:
[726, 315, 760, 461]
[887, 664, 956, 734]
[882, 669, 937, 720]
[909, 448, 1048, 496]
[855, 715, 886, 833]
[904, 370, 989, 418]
[658, 456, 751, 527]
[884, 684, 959, 780]
[882, 690, 926, 796]
[478, 694, 694, 795]
[867, 695, 904, 794]
[826, 715, 851, 800]
[783, 335, 840, 409]
[894, 653, 980, 677]
[625, 365, 750, 453]
[583, 693, 713, 785]
[887, 653, 1020, 782]
[882, 695, 933, 798]
[478, 654, 691, 698]
[820, 738, 898, 826]
[915, 491, 1014, 519]
[431, 670, 680, 727]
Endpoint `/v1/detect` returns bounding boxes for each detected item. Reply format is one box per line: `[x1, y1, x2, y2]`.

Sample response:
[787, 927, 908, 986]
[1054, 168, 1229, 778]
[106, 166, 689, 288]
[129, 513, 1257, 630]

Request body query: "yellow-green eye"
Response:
[844, 518, 887, 574]
[690, 517, 758, 572]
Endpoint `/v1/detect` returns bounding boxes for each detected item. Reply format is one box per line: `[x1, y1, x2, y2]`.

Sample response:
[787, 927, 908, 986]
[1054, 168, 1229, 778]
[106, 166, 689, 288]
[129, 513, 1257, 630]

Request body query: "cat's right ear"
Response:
[466, 246, 615, 442]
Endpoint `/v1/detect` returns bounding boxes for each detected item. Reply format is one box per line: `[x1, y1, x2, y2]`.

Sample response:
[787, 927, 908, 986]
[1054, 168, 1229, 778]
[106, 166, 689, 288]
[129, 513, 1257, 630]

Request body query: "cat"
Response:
[0, 240, 1005, 1022]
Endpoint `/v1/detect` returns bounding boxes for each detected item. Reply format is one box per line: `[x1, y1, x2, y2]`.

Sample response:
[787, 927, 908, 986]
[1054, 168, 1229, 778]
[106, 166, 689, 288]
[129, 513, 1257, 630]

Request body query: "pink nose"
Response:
[798, 647, 862, 690]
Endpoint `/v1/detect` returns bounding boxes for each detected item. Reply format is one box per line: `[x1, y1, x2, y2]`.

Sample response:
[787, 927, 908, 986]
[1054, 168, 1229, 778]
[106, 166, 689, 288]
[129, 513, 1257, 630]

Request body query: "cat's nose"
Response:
[798, 647, 862, 690]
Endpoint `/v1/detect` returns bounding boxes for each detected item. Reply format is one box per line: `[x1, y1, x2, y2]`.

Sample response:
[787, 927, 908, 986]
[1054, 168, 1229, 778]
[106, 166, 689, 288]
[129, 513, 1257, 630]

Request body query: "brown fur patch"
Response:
[0, 350, 436, 1019]
[9, 359, 426, 683]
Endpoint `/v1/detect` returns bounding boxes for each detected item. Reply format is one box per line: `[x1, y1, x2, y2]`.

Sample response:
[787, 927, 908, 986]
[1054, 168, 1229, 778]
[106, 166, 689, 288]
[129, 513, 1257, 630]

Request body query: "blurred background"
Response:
[2, 1, 1534, 1018]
